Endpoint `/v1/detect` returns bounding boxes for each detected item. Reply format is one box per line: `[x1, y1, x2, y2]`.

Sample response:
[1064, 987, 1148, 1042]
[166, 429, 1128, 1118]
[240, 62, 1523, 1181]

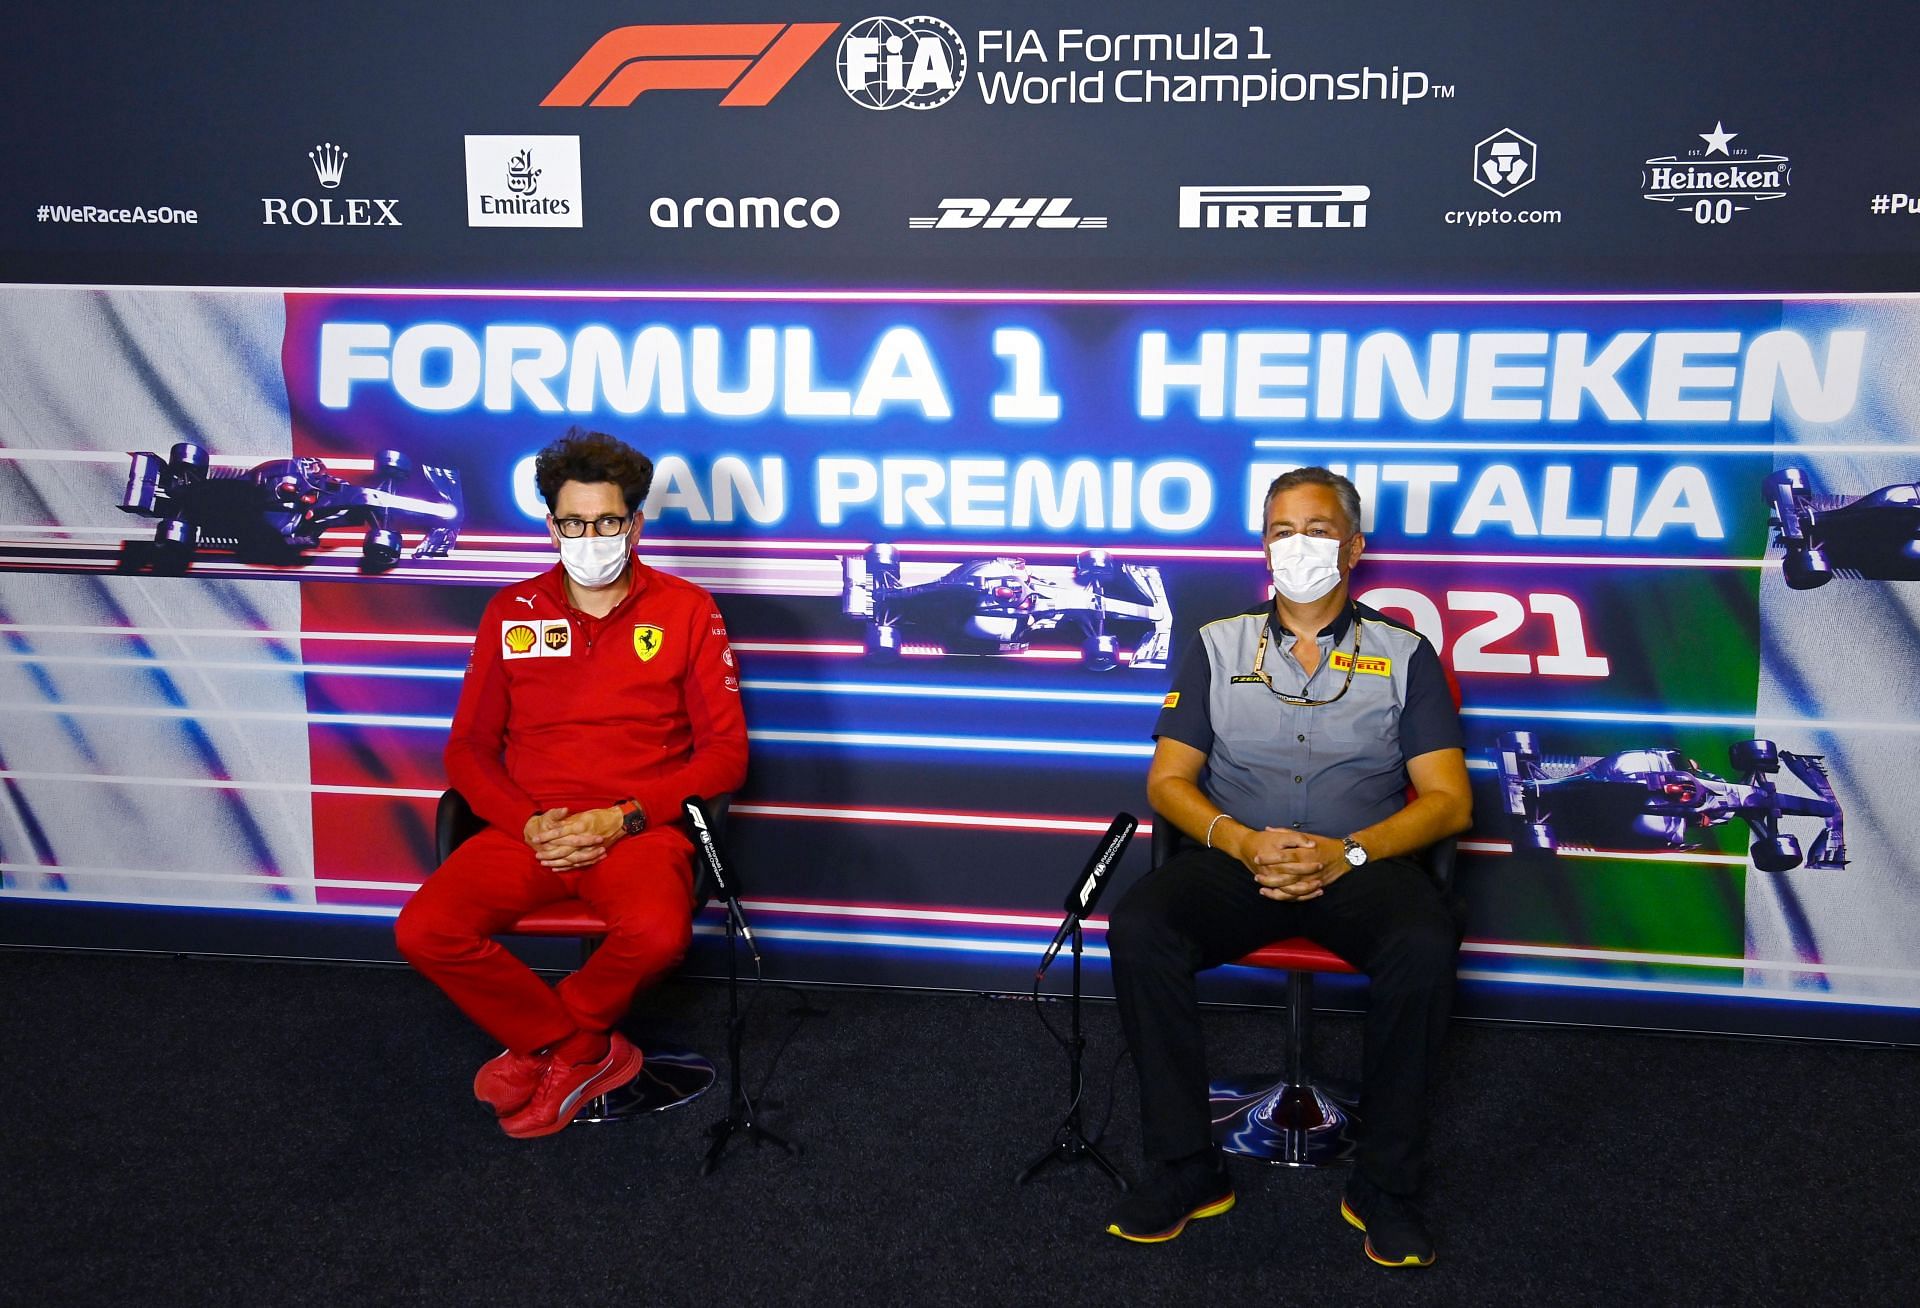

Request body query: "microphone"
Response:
[1036, 813, 1138, 978]
[684, 797, 759, 962]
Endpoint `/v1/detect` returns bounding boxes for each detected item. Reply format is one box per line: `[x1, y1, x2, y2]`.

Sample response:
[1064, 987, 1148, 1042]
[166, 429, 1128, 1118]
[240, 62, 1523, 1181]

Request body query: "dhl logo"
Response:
[543, 22, 839, 108]
[1329, 651, 1392, 676]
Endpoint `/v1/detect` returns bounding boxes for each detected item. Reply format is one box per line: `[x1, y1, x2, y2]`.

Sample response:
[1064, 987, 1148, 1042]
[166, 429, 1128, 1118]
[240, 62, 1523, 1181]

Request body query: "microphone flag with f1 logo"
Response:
[1038, 813, 1138, 978]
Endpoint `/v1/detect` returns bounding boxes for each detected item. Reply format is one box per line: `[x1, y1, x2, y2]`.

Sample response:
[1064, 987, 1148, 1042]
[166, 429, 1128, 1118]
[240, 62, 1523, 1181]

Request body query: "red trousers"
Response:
[395, 826, 695, 1053]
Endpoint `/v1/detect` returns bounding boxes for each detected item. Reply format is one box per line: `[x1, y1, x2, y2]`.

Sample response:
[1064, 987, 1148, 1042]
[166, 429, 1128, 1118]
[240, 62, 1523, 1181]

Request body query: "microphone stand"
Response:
[687, 799, 799, 1175]
[1016, 916, 1127, 1191]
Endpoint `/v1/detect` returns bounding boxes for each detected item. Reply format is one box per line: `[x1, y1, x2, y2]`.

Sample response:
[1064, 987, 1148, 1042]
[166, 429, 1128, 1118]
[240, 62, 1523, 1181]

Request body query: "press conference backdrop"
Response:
[3, 1, 1918, 1041]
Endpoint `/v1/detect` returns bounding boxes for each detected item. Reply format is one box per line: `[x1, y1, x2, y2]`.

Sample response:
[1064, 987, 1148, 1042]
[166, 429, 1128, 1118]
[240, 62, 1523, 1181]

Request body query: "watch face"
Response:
[1344, 842, 1366, 866]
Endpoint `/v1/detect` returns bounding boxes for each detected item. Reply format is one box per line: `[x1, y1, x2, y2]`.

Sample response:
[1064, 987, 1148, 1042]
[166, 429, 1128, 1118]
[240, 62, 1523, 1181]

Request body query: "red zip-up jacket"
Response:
[444, 559, 749, 834]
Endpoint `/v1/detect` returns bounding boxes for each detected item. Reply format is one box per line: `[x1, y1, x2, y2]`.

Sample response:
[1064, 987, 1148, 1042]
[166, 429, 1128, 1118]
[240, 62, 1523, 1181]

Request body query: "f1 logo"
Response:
[543, 22, 839, 107]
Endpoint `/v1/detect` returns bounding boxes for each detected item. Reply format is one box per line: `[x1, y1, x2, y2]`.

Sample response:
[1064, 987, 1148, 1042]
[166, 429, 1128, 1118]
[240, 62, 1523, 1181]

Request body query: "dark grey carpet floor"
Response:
[2, 949, 1915, 1307]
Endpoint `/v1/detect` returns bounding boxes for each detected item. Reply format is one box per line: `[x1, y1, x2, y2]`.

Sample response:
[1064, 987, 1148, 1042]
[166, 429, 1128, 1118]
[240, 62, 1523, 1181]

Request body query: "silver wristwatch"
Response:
[1341, 836, 1369, 868]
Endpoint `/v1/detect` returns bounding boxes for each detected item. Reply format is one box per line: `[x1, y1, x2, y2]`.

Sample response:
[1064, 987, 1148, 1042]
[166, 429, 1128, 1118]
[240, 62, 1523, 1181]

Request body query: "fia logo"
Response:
[838, 16, 965, 110]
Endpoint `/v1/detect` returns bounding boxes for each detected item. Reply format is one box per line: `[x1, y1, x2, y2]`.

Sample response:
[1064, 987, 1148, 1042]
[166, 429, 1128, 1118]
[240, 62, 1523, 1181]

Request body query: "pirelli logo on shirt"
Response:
[1329, 651, 1392, 676]
[1162, 692, 1180, 709]
[503, 618, 573, 660]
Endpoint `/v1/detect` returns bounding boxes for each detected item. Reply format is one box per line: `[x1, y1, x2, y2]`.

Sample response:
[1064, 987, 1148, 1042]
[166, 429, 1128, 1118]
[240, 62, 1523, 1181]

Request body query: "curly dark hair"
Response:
[534, 428, 654, 514]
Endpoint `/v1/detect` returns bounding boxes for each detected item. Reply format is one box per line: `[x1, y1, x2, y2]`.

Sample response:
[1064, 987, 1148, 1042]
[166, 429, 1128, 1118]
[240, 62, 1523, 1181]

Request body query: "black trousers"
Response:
[1108, 845, 1459, 1197]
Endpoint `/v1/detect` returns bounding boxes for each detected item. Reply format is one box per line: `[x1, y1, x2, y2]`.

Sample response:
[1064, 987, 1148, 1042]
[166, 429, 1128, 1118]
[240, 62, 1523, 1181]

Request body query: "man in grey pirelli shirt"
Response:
[1104, 467, 1473, 1268]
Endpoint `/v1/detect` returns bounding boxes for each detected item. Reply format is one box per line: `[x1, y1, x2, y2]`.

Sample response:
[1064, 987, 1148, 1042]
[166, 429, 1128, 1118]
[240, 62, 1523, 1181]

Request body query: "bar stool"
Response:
[1147, 815, 1455, 1166]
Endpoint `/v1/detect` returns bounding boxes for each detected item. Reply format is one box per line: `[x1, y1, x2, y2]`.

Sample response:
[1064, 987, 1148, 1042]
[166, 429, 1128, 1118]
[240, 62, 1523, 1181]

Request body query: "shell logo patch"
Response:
[503, 623, 539, 658]
[503, 619, 571, 660]
[633, 624, 666, 662]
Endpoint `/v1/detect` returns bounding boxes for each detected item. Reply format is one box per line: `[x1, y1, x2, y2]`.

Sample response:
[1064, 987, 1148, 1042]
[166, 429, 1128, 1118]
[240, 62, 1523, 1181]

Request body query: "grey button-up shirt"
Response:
[1154, 601, 1463, 839]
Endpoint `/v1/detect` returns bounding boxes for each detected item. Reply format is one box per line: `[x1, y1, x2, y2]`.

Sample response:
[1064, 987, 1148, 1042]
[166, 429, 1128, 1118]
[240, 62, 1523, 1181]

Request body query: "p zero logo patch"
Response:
[542, 22, 839, 108]
[1161, 692, 1180, 709]
[503, 622, 540, 659]
[503, 620, 571, 660]
[633, 624, 666, 662]
[1229, 674, 1266, 685]
[1330, 651, 1392, 676]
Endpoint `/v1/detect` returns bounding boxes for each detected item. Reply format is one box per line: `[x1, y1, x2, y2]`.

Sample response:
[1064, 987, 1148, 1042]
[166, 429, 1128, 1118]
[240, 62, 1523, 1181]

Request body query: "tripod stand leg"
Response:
[1015, 1126, 1130, 1190]
[701, 1118, 738, 1174]
[1084, 1139, 1128, 1190]
[746, 1122, 799, 1155]
[702, 1109, 802, 1174]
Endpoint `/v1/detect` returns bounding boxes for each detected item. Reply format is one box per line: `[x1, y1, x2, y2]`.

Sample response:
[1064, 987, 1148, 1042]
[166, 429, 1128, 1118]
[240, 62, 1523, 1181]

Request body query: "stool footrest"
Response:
[1209, 1072, 1359, 1167]
[573, 1046, 716, 1123]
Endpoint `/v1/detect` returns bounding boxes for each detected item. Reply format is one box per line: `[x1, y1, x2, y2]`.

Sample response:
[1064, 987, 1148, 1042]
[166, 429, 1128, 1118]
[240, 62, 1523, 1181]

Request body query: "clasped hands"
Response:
[1231, 825, 1347, 901]
[522, 806, 628, 870]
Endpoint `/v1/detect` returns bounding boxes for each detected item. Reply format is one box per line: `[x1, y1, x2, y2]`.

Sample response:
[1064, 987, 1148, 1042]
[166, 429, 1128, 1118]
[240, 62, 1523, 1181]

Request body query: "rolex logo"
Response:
[308, 142, 349, 189]
[506, 149, 541, 197]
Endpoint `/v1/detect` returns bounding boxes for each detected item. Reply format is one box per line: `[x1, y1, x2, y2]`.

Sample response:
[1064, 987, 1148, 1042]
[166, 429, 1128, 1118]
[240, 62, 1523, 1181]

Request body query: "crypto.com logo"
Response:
[542, 22, 839, 107]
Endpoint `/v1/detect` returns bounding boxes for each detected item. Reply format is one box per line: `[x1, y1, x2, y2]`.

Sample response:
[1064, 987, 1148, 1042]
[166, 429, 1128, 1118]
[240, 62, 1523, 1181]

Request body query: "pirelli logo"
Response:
[1329, 651, 1392, 676]
[542, 22, 839, 108]
[1161, 691, 1180, 709]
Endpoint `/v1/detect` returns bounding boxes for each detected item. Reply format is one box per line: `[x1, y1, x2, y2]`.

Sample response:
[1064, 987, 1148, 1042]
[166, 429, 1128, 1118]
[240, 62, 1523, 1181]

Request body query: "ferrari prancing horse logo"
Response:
[633, 624, 665, 662]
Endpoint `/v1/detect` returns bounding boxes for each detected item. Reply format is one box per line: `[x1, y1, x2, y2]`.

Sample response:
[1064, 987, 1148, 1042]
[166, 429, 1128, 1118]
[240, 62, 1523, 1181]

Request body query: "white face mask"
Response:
[1267, 534, 1345, 603]
[557, 531, 631, 589]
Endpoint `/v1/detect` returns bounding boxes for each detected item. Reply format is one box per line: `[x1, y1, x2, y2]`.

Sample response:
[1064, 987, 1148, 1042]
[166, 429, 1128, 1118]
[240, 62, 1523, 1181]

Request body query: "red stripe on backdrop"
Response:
[299, 582, 482, 902]
[310, 792, 438, 892]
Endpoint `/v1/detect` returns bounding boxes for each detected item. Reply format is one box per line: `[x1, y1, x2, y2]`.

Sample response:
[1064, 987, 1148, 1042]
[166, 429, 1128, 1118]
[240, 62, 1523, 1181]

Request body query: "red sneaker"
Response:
[473, 1048, 548, 1116]
[498, 1034, 643, 1139]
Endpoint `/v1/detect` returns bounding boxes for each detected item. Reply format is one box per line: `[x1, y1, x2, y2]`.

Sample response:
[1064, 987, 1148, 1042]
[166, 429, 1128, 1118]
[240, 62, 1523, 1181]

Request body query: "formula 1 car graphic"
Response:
[119, 442, 462, 572]
[1492, 731, 1847, 872]
[1765, 466, 1920, 589]
[840, 545, 1173, 671]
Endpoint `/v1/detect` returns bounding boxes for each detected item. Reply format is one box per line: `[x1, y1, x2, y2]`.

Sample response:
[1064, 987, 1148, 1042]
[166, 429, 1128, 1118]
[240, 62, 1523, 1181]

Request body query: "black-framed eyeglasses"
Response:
[551, 514, 631, 539]
[1248, 613, 1361, 707]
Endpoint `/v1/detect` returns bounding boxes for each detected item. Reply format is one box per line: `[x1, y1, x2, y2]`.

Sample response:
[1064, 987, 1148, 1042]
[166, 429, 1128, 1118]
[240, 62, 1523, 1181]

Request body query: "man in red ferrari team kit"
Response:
[396, 429, 747, 1139]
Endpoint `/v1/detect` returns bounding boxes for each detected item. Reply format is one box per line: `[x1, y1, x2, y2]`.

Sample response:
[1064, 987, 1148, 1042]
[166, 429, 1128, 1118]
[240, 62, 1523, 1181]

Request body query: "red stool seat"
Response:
[505, 899, 606, 937]
[1236, 938, 1356, 974]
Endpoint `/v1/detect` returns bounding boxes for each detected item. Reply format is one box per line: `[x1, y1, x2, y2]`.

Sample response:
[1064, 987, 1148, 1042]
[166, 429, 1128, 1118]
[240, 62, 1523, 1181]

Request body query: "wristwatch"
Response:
[616, 798, 646, 837]
[1341, 835, 1369, 868]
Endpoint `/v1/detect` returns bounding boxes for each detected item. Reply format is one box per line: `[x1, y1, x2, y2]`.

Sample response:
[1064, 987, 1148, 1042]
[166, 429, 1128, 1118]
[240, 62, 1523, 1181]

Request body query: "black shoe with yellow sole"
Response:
[1340, 1174, 1436, 1268]
[1104, 1150, 1235, 1243]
